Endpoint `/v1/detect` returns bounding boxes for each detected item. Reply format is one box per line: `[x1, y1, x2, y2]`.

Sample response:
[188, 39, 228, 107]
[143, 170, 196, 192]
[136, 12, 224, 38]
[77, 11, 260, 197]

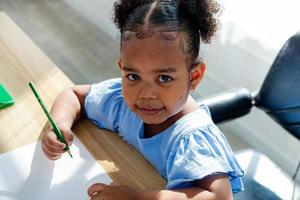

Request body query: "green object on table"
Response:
[28, 82, 73, 158]
[0, 84, 14, 109]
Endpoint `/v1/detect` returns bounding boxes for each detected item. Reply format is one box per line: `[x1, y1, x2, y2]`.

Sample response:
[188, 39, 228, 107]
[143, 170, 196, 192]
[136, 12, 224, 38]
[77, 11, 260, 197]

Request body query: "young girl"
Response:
[41, 0, 244, 199]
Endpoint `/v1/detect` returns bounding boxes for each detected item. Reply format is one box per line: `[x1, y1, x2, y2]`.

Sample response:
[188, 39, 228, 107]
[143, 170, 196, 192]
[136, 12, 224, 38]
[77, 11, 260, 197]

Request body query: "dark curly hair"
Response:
[113, 0, 220, 64]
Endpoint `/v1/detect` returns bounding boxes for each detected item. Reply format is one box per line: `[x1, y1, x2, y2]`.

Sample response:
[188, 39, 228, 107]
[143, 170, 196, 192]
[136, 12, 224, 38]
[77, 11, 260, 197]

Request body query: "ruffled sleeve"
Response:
[166, 125, 244, 193]
[84, 78, 124, 132]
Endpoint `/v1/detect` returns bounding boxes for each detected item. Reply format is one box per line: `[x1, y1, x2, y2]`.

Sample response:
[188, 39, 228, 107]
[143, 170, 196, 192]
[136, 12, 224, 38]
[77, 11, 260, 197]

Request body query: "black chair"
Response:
[197, 32, 300, 199]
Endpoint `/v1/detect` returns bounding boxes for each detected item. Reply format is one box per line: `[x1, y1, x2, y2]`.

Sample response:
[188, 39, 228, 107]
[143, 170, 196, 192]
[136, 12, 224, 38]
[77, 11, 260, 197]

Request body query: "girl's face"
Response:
[119, 33, 197, 125]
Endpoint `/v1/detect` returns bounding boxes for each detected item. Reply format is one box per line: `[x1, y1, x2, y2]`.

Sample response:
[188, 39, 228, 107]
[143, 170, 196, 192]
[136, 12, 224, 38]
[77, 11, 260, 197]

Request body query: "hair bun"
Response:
[113, 0, 154, 31]
[178, 0, 220, 43]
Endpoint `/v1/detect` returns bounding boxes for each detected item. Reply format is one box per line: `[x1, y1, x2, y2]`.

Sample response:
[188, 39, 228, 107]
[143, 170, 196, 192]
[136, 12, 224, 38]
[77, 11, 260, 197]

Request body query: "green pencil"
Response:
[28, 82, 72, 158]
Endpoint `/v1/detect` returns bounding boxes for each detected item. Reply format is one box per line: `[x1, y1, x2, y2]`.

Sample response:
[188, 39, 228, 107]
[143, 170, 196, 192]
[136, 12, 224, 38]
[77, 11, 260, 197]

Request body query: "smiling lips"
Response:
[137, 105, 164, 115]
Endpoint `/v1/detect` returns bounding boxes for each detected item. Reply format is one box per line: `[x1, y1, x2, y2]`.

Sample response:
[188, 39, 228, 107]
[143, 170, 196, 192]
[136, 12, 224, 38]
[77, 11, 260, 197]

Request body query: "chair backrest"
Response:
[198, 88, 253, 124]
[255, 32, 300, 141]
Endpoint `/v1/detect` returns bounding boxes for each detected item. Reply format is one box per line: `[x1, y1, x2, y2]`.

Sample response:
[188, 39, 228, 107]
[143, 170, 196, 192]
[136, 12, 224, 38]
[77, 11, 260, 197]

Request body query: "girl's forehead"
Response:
[122, 30, 182, 42]
[121, 31, 188, 56]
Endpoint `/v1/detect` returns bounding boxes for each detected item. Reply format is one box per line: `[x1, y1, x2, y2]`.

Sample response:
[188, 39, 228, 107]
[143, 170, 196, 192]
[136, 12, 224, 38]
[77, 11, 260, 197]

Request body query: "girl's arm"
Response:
[41, 85, 90, 160]
[158, 174, 233, 200]
[88, 174, 234, 200]
[49, 85, 90, 128]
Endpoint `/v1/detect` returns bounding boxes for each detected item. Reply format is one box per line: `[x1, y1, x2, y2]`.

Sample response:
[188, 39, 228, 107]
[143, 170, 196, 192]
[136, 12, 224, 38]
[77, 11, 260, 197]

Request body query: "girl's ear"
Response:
[118, 59, 122, 69]
[190, 62, 206, 91]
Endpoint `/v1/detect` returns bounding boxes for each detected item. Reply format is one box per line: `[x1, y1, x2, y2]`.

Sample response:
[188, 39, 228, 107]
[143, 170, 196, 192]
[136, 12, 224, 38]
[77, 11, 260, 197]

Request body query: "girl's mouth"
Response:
[137, 106, 164, 116]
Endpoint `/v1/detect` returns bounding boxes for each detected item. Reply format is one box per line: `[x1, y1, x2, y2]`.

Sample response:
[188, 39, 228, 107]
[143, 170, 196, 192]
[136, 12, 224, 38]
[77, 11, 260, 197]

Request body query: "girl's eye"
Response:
[158, 75, 173, 83]
[126, 74, 140, 81]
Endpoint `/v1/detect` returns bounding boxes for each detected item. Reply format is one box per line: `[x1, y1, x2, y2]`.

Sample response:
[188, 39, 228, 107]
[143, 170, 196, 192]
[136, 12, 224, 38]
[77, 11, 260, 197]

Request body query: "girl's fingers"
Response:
[47, 154, 62, 161]
[41, 130, 65, 159]
[41, 125, 74, 160]
[45, 131, 66, 150]
[60, 128, 74, 146]
[55, 125, 74, 146]
[41, 145, 62, 160]
[87, 183, 107, 197]
[42, 141, 65, 155]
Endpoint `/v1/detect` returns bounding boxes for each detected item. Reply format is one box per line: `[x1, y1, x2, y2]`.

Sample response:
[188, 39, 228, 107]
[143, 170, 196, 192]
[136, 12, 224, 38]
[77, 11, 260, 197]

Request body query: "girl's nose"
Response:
[138, 83, 158, 99]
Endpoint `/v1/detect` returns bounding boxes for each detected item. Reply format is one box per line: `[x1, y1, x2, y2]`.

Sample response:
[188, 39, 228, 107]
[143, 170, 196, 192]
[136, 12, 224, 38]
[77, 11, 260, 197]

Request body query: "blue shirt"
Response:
[85, 78, 244, 193]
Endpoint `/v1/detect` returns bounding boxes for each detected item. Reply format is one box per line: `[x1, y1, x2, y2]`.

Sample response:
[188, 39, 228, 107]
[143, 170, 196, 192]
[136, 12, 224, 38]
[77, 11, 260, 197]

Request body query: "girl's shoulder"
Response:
[174, 104, 215, 132]
[85, 78, 126, 131]
[88, 78, 122, 95]
[167, 106, 244, 192]
[170, 104, 226, 151]
[86, 78, 123, 108]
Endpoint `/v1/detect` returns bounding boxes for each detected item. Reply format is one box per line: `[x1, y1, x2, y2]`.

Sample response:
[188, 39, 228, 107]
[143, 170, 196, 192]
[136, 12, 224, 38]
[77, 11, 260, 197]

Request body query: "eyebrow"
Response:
[153, 67, 177, 73]
[122, 66, 139, 73]
[122, 66, 177, 73]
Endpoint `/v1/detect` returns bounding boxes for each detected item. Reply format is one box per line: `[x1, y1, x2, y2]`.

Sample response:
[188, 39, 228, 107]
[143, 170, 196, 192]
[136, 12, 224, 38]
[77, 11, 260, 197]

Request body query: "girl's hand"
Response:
[41, 124, 74, 160]
[87, 182, 139, 200]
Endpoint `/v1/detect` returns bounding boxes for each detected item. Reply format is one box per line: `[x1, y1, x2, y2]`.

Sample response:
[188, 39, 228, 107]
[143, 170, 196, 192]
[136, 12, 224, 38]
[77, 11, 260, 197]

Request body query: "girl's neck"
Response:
[143, 96, 199, 138]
